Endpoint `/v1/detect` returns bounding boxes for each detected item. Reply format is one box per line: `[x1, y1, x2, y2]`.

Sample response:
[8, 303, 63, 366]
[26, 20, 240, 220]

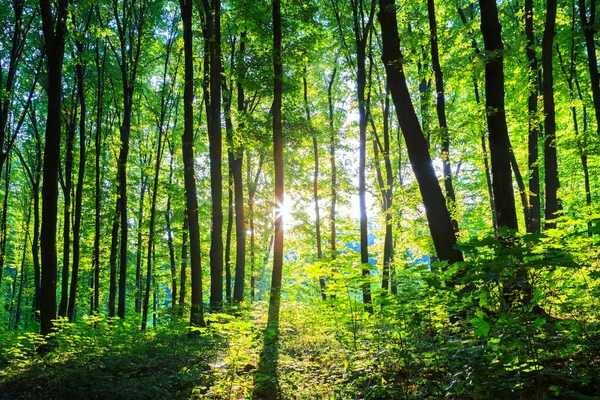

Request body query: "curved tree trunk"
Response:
[378, 0, 463, 265]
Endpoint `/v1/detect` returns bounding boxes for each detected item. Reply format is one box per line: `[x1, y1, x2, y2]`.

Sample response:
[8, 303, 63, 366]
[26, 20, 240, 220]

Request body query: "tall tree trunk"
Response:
[231, 35, 247, 304]
[39, 0, 68, 336]
[303, 74, 326, 300]
[578, 0, 600, 135]
[378, 0, 463, 264]
[68, 35, 88, 321]
[0, 157, 10, 287]
[108, 189, 120, 317]
[225, 170, 233, 301]
[525, 0, 540, 233]
[351, 0, 375, 314]
[478, 0, 518, 231]
[247, 155, 263, 302]
[13, 200, 32, 330]
[134, 170, 148, 314]
[180, 0, 205, 327]
[543, 0, 560, 229]
[267, 0, 284, 331]
[92, 41, 106, 316]
[427, 0, 458, 231]
[179, 212, 188, 307]
[59, 88, 76, 318]
[166, 152, 177, 307]
[329, 67, 337, 263]
[201, 0, 224, 309]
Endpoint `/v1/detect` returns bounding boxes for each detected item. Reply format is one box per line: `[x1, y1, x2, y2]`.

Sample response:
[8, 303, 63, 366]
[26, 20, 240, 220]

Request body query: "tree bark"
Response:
[427, 0, 458, 231]
[134, 170, 148, 314]
[68, 33, 89, 320]
[200, 0, 224, 309]
[303, 74, 326, 299]
[478, 0, 518, 231]
[542, 0, 560, 229]
[59, 88, 76, 318]
[267, 0, 284, 331]
[180, 0, 205, 327]
[378, 0, 463, 264]
[525, 0, 540, 233]
[39, 0, 68, 336]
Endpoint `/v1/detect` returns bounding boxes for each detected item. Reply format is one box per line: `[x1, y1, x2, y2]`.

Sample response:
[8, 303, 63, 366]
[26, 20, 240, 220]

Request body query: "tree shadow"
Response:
[252, 327, 280, 400]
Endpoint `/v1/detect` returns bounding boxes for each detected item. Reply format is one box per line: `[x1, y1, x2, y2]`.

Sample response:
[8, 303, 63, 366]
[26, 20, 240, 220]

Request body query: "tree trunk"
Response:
[179, 212, 188, 307]
[201, 0, 224, 309]
[68, 36, 88, 321]
[92, 41, 106, 316]
[166, 152, 177, 307]
[134, 171, 148, 313]
[108, 189, 120, 318]
[180, 0, 205, 327]
[225, 166, 233, 301]
[13, 201, 31, 330]
[525, 0, 540, 233]
[329, 67, 337, 263]
[351, 0, 375, 314]
[378, 0, 463, 264]
[427, 0, 458, 231]
[39, 0, 68, 336]
[303, 74, 326, 300]
[542, 0, 560, 229]
[232, 38, 247, 303]
[0, 157, 10, 287]
[59, 88, 76, 318]
[267, 0, 284, 331]
[247, 155, 263, 302]
[478, 0, 518, 231]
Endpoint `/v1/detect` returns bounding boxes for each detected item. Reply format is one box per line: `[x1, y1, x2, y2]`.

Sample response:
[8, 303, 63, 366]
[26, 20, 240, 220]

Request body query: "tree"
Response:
[180, 0, 205, 327]
[39, 0, 68, 335]
[267, 0, 284, 331]
[542, 0, 560, 229]
[377, 0, 462, 264]
[199, 0, 224, 309]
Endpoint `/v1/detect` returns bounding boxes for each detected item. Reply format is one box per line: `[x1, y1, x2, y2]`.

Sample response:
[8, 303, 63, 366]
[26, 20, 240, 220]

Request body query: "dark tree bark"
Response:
[232, 53, 246, 302]
[179, 212, 188, 307]
[0, 158, 10, 288]
[12, 200, 32, 330]
[59, 87, 76, 318]
[578, 0, 600, 135]
[180, 0, 205, 327]
[142, 31, 174, 330]
[68, 26, 90, 320]
[542, 0, 560, 229]
[225, 168, 233, 301]
[427, 0, 458, 231]
[91, 40, 106, 316]
[267, 0, 284, 331]
[303, 74, 326, 299]
[108, 187, 120, 317]
[166, 149, 177, 306]
[247, 155, 263, 302]
[39, 0, 68, 335]
[478, 0, 518, 231]
[200, 0, 224, 309]
[350, 0, 376, 314]
[525, 0, 540, 233]
[378, 0, 463, 264]
[134, 168, 148, 313]
[104, 0, 148, 319]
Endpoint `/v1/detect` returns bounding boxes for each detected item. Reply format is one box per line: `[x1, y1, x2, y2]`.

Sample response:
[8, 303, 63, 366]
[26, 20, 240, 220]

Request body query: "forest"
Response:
[0, 0, 599, 398]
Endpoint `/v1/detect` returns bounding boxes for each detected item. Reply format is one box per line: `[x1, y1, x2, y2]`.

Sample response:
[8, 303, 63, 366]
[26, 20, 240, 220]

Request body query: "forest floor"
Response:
[0, 300, 599, 399]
